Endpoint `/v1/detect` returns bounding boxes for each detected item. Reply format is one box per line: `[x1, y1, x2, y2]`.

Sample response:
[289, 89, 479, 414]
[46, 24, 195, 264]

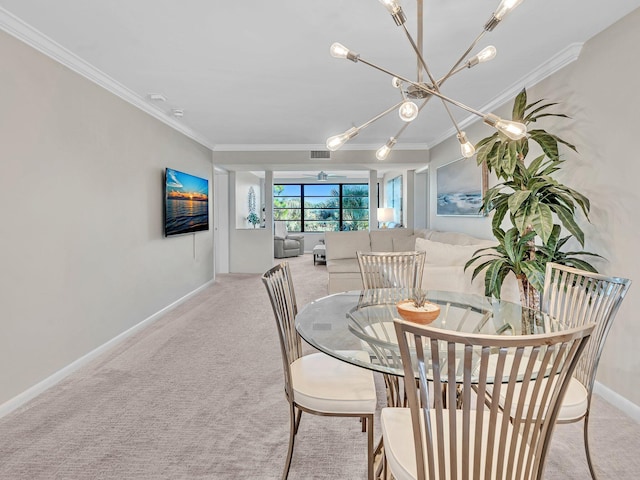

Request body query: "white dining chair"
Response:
[381, 318, 594, 480]
[262, 262, 377, 480]
[482, 263, 631, 479]
[540, 263, 631, 478]
[357, 251, 426, 290]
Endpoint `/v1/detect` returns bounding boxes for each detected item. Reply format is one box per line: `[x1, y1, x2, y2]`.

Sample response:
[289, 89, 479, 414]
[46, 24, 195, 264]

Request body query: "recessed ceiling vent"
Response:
[310, 150, 331, 159]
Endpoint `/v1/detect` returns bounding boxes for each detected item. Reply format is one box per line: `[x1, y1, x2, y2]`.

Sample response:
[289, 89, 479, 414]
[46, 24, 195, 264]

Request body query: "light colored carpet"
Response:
[0, 254, 638, 479]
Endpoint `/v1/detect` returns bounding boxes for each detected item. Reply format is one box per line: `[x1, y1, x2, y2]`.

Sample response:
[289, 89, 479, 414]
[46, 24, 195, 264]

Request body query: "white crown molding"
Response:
[0, 7, 215, 151]
[212, 142, 430, 152]
[430, 42, 585, 148]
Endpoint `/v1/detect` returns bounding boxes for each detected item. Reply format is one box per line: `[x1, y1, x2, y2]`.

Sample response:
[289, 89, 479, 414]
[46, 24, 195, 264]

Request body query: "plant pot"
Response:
[396, 300, 441, 324]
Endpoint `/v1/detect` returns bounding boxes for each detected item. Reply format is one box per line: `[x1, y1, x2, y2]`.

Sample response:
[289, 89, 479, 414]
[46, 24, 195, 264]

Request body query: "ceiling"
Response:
[2, 0, 640, 176]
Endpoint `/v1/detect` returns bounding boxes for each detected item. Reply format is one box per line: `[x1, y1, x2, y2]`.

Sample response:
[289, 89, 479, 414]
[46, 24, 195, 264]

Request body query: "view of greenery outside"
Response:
[274, 184, 369, 232]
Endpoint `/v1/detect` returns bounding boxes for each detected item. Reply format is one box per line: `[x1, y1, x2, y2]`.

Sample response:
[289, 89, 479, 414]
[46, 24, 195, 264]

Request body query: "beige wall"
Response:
[0, 30, 214, 406]
[429, 9, 640, 406]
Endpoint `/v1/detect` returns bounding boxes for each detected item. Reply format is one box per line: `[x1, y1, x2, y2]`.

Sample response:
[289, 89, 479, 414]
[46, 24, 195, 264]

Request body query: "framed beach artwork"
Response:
[436, 158, 487, 217]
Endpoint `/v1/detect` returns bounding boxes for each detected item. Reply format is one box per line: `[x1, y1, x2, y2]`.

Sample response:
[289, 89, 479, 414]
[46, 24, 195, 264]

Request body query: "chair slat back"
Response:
[541, 263, 631, 391]
[394, 319, 594, 480]
[357, 251, 426, 290]
[262, 262, 302, 402]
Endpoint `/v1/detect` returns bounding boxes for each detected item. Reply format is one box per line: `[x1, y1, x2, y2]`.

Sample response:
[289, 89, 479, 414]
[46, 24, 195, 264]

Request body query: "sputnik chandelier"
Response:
[326, 0, 527, 160]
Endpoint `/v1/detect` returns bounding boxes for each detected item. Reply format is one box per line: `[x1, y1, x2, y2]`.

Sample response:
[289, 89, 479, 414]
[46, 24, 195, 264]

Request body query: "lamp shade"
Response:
[377, 207, 395, 223]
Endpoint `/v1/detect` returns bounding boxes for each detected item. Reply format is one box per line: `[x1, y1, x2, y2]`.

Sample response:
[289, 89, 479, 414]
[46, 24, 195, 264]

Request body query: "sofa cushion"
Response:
[326, 258, 360, 274]
[369, 228, 414, 252]
[325, 231, 371, 260]
[416, 238, 492, 266]
[426, 230, 493, 246]
[369, 229, 414, 251]
[392, 234, 423, 252]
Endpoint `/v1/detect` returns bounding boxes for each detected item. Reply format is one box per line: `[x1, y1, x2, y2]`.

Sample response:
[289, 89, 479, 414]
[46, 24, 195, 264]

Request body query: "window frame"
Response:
[273, 183, 369, 232]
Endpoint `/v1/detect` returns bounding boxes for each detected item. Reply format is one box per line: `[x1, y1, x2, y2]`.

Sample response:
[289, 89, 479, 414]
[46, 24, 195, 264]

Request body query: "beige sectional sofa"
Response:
[324, 228, 520, 302]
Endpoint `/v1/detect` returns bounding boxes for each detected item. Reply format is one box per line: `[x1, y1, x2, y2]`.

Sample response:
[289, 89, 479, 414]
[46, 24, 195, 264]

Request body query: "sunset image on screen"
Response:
[164, 168, 209, 236]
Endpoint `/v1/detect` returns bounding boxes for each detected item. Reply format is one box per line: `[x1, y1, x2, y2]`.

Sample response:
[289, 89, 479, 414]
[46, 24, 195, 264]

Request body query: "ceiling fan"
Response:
[302, 171, 347, 182]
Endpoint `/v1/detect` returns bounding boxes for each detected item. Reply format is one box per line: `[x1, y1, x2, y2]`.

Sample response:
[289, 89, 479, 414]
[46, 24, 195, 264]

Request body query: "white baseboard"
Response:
[594, 381, 640, 423]
[0, 280, 215, 419]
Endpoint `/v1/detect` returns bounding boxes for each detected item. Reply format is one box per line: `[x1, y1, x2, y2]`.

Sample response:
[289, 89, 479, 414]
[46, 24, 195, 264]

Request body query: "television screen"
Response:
[164, 168, 209, 236]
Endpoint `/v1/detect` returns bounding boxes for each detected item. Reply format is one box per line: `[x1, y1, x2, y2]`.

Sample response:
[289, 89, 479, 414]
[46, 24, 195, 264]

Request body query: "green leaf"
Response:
[556, 136, 578, 152]
[524, 97, 545, 112]
[505, 141, 518, 175]
[562, 258, 599, 272]
[530, 202, 554, 244]
[492, 227, 507, 245]
[512, 88, 527, 121]
[508, 190, 530, 213]
[521, 262, 546, 292]
[529, 112, 570, 121]
[543, 224, 562, 255]
[513, 207, 528, 234]
[503, 228, 517, 264]
[475, 132, 498, 149]
[526, 154, 546, 176]
[485, 260, 507, 298]
[467, 258, 498, 279]
[491, 203, 508, 230]
[565, 186, 591, 216]
[548, 190, 576, 211]
[553, 205, 585, 246]
[524, 102, 559, 122]
[529, 130, 560, 161]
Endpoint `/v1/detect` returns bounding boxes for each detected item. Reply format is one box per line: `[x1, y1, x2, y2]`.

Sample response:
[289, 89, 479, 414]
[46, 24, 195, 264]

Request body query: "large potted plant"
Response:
[465, 88, 600, 309]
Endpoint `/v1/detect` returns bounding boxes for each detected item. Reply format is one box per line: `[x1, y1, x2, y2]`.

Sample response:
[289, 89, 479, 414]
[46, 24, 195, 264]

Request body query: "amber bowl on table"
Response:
[396, 300, 441, 324]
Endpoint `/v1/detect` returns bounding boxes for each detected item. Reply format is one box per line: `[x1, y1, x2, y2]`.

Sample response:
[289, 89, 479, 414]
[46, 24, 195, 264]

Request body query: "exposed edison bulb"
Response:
[398, 101, 419, 122]
[330, 42, 350, 59]
[476, 45, 497, 63]
[484, 114, 527, 140]
[391, 77, 403, 89]
[457, 132, 476, 158]
[376, 138, 397, 161]
[379, 0, 402, 15]
[326, 127, 359, 151]
[468, 46, 497, 67]
[494, 0, 525, 21]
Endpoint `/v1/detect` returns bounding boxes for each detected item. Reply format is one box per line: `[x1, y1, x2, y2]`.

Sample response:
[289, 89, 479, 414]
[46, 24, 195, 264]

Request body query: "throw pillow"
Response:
[415, 237, 495, 266]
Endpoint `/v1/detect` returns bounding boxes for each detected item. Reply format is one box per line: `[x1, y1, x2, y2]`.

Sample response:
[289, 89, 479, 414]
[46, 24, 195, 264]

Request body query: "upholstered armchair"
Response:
[274, 221, 305, 258]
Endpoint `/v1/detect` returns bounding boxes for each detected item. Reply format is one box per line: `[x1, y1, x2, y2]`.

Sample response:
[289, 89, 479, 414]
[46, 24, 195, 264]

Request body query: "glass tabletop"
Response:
[295, 288, 564, 378]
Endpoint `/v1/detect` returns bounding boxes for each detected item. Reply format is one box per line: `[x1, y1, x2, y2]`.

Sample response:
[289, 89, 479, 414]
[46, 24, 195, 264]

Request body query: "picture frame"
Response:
[436, 158, 487, 217]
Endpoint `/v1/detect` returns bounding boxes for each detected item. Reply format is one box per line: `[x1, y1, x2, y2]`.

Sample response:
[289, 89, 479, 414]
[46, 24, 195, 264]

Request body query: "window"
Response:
[386, 175, 403, 226]
[274, 183, 369, 232]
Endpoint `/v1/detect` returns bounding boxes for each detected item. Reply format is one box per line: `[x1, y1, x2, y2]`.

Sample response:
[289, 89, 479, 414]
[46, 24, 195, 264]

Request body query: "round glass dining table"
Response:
[296, 288, 563, 378]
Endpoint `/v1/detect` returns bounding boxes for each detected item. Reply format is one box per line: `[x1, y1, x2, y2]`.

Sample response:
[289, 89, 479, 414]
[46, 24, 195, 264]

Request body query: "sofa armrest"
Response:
[274, 237, 286, 257]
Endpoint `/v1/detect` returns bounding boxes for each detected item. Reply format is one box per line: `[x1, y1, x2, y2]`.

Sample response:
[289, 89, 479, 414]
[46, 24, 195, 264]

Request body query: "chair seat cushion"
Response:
[291, 351, 377, 414]
[489, 375, 588, 422]
[558, 377, 589, 420]
[381, 407, 517, 480]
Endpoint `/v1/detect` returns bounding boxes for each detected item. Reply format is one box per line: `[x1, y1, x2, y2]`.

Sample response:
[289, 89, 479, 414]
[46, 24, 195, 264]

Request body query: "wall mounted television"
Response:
[164, 168, 209, 236]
